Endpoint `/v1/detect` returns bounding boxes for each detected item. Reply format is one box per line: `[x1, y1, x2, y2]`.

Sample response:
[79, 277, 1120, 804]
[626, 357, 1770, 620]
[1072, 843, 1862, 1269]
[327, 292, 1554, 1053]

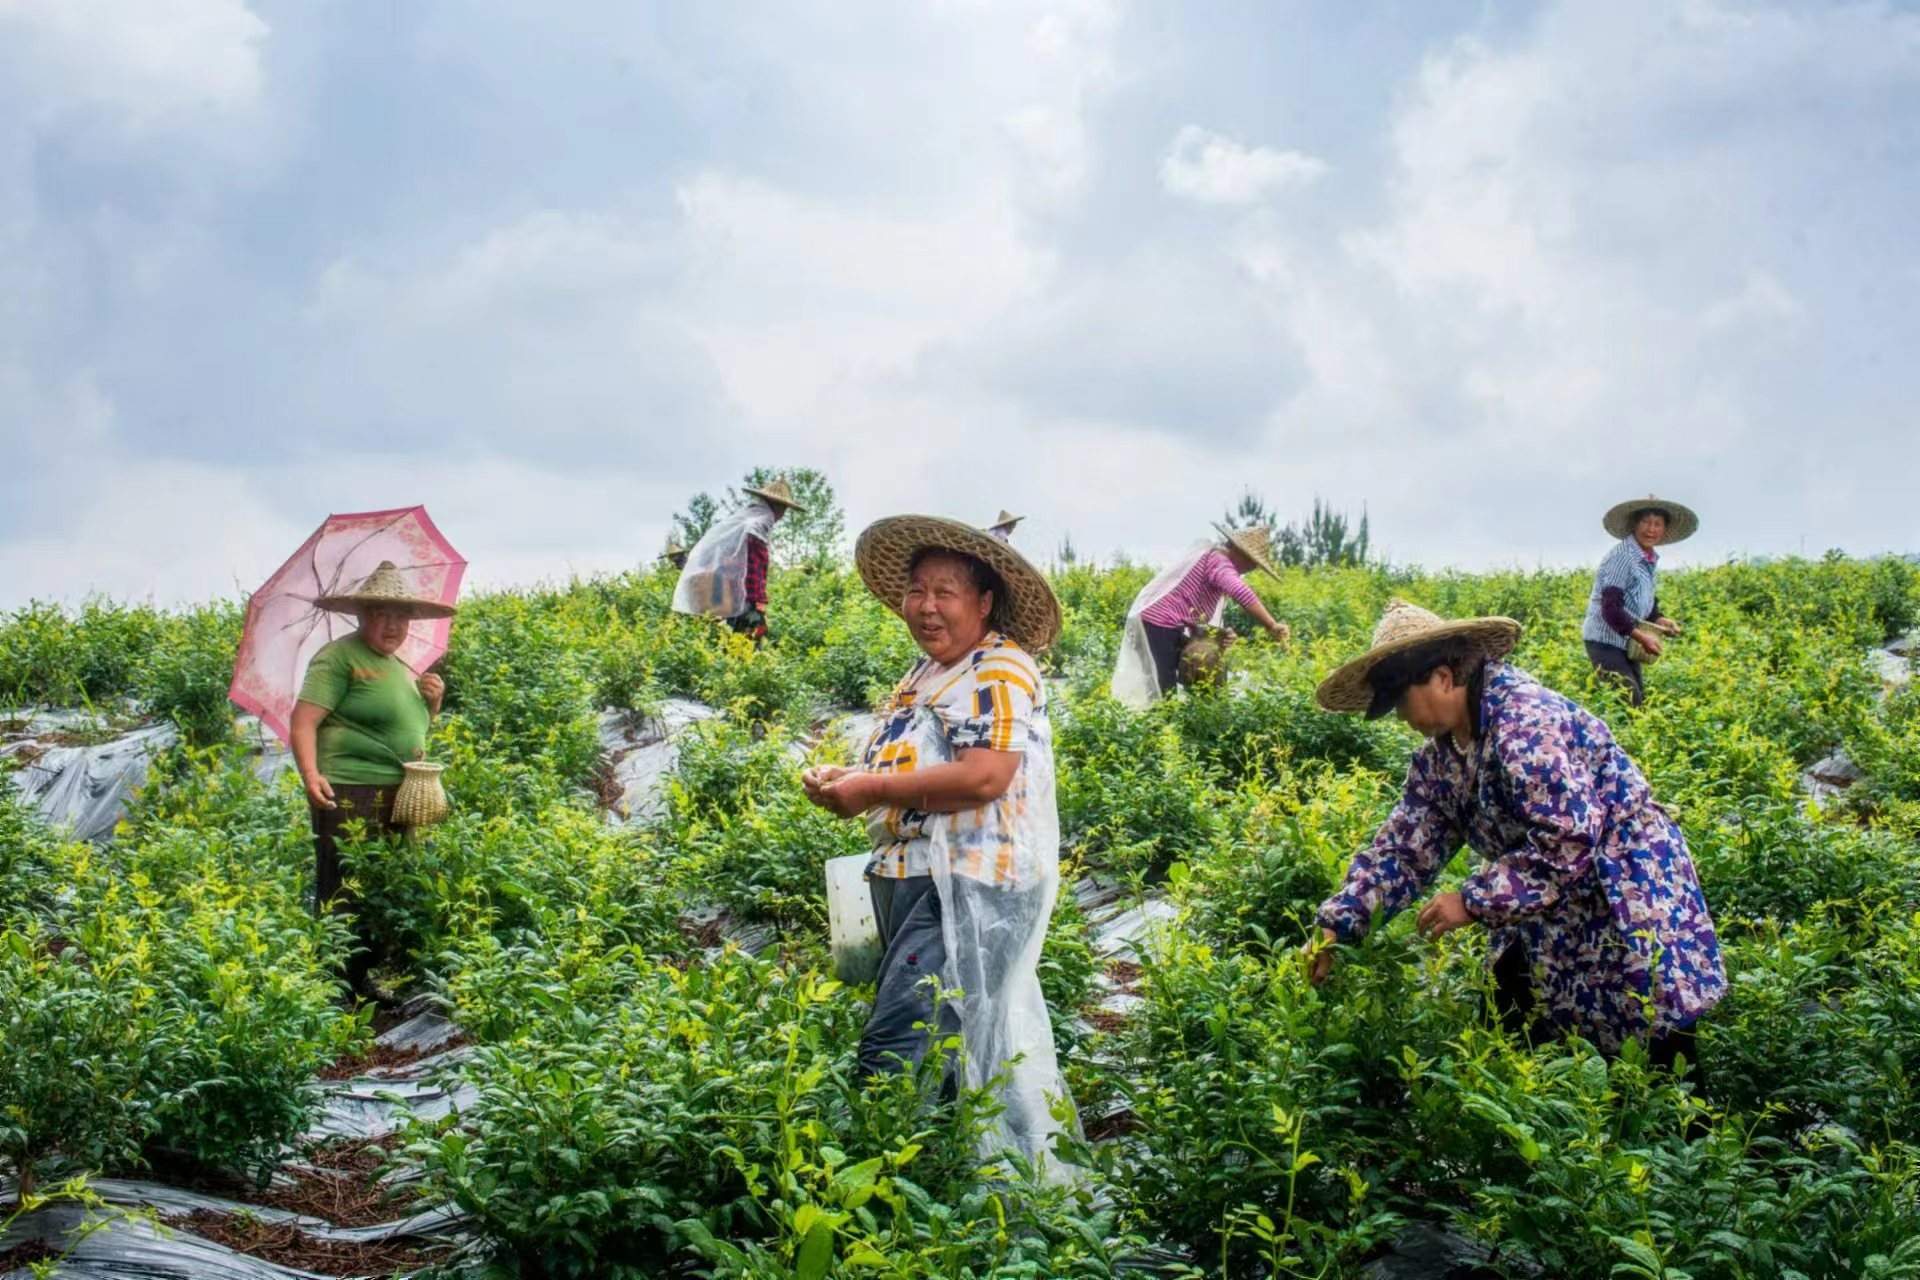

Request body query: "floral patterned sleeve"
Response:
[1458, 696, 1601, 925]
[1316, 752, 1461, 942]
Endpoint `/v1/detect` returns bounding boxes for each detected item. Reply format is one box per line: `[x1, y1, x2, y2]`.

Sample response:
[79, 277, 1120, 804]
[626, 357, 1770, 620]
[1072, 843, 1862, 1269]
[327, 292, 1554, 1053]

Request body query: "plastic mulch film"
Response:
[6, 723, 178, 843]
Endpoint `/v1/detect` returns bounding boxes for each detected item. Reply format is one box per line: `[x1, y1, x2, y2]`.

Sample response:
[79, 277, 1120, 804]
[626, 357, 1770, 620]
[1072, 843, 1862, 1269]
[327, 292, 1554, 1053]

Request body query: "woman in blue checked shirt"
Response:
[1581, 495, 1696, 706]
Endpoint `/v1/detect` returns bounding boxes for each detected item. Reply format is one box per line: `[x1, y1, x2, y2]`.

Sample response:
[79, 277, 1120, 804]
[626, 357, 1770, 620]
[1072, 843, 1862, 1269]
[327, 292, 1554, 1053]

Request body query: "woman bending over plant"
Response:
[802, 515, 1072, 1172]
[1304, 599, 1725, 1068]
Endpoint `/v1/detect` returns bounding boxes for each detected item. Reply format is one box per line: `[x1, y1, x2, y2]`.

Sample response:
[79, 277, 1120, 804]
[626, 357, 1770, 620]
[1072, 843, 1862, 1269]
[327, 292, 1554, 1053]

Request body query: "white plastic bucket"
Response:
[825, 853, 883, 984]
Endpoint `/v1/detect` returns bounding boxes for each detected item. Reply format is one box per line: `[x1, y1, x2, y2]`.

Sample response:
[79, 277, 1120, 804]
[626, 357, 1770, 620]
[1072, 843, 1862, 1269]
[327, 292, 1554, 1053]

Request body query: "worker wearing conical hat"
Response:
[671, 475, 808, 643]
[1304, 599, 1725, 1066]
[659, 537, 689, 571]
[1110, 524, 1291, 708]
[1581, 494, 1698, 707]
[985, 510, 1023, 542]
[294, 561, 457, 1000]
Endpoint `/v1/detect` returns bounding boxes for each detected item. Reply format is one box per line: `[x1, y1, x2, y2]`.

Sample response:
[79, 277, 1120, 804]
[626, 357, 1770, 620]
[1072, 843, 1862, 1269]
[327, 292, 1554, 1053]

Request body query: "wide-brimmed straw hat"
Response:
[658, 539, 687, 563]
[855, 515, 1062, 652]
[1603, 494, 1698, 544]
[987, 509, 1023, 533]
[1212, 522, 1280, 579]
[1315, 598, 1521, 717]
[743, 476, 808, 512]
[314, 561, 457, 619]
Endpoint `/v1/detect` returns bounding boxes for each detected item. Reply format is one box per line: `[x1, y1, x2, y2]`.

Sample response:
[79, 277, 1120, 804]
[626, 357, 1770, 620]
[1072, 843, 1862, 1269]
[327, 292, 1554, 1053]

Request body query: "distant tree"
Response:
[1292, 498, 1370, 568]
[1222, 488, 1281, 541]
[670, 492, 720, 547]
[726, 466, 846, 567]
[1225, 492, 1371, 568]
[1056, 533, 1078, 567]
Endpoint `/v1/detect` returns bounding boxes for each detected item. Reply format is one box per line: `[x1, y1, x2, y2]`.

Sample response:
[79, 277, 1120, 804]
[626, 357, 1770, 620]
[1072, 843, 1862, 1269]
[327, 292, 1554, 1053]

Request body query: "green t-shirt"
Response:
[298, 635, 431, 786]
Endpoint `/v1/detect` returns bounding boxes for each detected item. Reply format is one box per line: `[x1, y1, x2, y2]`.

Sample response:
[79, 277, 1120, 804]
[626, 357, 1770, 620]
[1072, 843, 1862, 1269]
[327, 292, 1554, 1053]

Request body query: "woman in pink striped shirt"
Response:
[1113, 525, 1291, 706]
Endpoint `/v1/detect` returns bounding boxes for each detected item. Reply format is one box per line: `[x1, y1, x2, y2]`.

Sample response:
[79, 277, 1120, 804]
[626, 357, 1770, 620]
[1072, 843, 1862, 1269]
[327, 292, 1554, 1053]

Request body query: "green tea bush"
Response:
[0, 924, 168, 1204]
[6, 549, 1920, 1275]
[134, 603, 243, 745]
[443, 594, 601, 786]
[1055, 696, 1226, 879]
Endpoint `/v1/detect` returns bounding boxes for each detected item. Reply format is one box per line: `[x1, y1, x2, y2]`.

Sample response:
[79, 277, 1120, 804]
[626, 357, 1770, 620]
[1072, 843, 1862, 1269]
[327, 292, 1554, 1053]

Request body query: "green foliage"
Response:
[442, 592, 602, 786]
[4, 546, 1920, 1276]
[132, 603, 243, 746]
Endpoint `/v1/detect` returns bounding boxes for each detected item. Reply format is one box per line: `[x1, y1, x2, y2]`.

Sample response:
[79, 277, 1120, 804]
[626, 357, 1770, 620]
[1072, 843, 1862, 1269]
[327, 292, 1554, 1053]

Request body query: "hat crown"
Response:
[1371, 598, 1446, 648]
[993, 510, 1019, 526]
[754, 477, 795, 505]
[352, 561, 413, 600]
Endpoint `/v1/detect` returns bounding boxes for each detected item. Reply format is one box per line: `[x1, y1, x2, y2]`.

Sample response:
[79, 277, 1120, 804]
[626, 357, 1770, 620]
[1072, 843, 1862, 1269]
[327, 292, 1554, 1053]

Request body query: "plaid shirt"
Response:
[742, 535, 770, 609]
[862, 633, 1044, 886]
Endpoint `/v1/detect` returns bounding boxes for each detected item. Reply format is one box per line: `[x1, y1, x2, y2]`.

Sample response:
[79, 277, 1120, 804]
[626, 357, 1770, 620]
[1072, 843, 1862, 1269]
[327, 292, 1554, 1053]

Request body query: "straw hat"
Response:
[314, 561, 457, 619]
[1315, 598, 1521, 716]
[743, 476, 808, 513]
[658, 539, 688, 563]
[1212, 522, 1280, 578]
[1602, 494, 1698, 544]
[855, 515, 1062, 651]
[987, 509, 1023, 533]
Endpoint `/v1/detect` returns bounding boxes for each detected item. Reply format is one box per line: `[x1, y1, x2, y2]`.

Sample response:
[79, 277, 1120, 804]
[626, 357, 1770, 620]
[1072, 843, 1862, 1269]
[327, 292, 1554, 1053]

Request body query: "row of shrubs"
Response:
[2, 552, 1919, 1277]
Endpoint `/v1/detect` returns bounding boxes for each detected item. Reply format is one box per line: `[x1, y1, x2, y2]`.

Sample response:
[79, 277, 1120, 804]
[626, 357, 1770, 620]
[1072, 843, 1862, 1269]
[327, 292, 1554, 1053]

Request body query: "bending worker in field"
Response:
[670, 476, 805, 642]
[1111, 523, 1291, 709]
[289, 562, 452, 999]
[1305, 600, 1725, 1067]
[801, 514, 1071, 1169]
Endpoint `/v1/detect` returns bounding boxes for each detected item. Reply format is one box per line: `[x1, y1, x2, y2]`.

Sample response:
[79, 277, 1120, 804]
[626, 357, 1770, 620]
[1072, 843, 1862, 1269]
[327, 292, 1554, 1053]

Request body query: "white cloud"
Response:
[1159, 125, 1327, 205]
[0, 0, 267, 123]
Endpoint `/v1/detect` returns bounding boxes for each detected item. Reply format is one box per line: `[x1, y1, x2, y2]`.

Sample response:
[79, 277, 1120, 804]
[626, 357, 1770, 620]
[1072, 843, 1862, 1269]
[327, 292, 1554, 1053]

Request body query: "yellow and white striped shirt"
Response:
[862, 632, 1044, 886]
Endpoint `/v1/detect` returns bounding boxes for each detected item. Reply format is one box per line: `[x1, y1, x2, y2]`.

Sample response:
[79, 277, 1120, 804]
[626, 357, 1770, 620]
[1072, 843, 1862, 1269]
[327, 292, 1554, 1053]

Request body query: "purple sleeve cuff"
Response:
[1600, 586, 1635, 636]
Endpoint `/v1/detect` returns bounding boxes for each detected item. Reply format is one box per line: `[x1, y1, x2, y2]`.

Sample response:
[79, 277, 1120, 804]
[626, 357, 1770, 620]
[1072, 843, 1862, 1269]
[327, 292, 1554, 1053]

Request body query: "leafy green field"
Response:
[4, 550, 1920, 1278]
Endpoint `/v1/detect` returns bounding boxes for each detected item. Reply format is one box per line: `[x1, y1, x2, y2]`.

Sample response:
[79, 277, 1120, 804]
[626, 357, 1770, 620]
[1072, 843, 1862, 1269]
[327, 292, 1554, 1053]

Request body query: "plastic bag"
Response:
[671, 499, 776, 619]
[1111, 540, 1219, 709]
[923, 702, 1075, 1176]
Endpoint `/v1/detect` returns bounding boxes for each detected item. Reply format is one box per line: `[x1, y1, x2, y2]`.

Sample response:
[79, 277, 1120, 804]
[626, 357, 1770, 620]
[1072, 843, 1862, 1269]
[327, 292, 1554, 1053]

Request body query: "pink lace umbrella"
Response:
[230, 507, 467, 747]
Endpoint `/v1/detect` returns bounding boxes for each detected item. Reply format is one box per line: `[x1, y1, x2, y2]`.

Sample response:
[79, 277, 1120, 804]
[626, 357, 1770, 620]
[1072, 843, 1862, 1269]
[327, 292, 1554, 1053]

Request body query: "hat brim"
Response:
[1602, 498, 1698, 544]
[1212, 523, 1279, 579]
[1315, 617, 1522, 714]
[744, 486, 809, 513]
[855, 515, 1062, 652]
[313, 595, 457, 620]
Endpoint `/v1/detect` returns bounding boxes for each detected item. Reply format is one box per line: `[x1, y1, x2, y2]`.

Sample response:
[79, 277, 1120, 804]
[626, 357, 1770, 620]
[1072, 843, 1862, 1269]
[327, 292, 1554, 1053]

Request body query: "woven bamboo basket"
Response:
[392, 761, 451, 828]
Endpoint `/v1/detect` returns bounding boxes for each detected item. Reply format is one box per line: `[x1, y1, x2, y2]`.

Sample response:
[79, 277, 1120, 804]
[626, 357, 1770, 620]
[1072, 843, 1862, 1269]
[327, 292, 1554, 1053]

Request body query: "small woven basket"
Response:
[392, 761, 451, 828]
[1627, 635, 1663, 666]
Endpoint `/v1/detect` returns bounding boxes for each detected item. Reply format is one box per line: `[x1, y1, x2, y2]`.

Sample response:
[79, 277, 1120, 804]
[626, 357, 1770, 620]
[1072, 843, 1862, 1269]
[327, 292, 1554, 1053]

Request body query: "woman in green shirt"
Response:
[290, 562, 453, 996]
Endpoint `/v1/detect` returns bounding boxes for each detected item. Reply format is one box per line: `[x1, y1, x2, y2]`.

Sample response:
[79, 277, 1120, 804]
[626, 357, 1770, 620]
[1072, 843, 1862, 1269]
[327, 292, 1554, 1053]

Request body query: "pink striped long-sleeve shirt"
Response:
[1140, 549, 1260, 627]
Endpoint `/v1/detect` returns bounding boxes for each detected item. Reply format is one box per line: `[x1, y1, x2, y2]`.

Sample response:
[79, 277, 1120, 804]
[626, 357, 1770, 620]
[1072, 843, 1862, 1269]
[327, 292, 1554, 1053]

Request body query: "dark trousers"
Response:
[1585, 640, 1645, 707]
[859, 876, 956, 1081]
[857, 875, 1034, 1084]
[1144, 621, 1186, 697]
[311, 784, 398, 994]
[1491, 941, 1697, 1075]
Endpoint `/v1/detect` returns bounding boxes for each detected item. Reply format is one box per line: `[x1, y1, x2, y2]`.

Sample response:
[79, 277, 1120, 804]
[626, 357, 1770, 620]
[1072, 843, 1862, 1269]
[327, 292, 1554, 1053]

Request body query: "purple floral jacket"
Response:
[1317, 662, 1725, 1049]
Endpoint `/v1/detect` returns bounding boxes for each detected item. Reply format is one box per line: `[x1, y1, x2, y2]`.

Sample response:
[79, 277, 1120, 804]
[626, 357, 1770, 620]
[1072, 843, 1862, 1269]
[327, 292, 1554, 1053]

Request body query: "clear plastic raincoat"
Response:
[671, 499, 776, 619]
[1111, 540, 1216, 710]
[860, 654, 1073, 1172]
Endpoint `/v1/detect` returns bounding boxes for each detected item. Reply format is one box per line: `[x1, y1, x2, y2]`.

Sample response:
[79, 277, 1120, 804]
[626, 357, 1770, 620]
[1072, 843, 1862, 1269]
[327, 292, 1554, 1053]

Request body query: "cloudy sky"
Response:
[1, 0, 1914, 607]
